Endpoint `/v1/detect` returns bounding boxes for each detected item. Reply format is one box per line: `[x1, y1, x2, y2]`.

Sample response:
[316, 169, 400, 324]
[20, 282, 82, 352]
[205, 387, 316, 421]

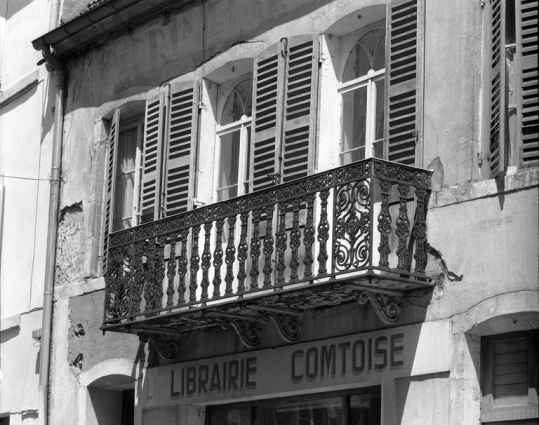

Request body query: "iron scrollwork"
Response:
[357, 291, 401, 324]
[334, 180, 371, 272]
[139, 333, 182, 360]
[262, 312, 302, 343]
[220, 319, 262, 348]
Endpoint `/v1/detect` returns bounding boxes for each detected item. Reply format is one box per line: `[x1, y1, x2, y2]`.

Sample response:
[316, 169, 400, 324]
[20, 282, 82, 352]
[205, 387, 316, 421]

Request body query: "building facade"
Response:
[0, 0, 60, 424]
[24, 0, 539, 424]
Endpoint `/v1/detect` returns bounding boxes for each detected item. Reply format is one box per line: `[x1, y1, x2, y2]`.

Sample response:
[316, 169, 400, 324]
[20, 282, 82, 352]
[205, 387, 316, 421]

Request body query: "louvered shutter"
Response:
[489, 0, 506, 176]
[103, 108, 120, 271]
[281, 35, 319, 183]
[251, 43, 285, 192]
[163, 82, 199, 216]
[519, 0, 538, 166]
[385, 0, 425, 166]
[140, 93, 165, 223]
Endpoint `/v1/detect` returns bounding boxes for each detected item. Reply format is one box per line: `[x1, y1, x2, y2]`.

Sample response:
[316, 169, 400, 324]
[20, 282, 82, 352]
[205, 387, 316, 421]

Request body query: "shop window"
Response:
[0, 416, 10, 425]
[488, 0, 538, 176]
[216, 77, 253, 201]
[481, 330, 538, 423]
[340, 26, 386, 164]
[207, 387, 381, 425]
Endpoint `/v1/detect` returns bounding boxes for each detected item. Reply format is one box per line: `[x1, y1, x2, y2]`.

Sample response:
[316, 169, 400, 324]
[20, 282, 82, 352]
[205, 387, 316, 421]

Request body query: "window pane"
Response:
[375, 78, 385, 141]
[210, 408, 251, 425]
[349, 392, 381, 425]
[342, 86, 367, 163]
[343, 28, 386, 82]
[221, 79, 253, 125]
[255, 398, 342, 425]
[219, 130, 241, 199]
[117, 127, 137, 174]
[113, 172, 135, 231]
[113, 124, 138, 232]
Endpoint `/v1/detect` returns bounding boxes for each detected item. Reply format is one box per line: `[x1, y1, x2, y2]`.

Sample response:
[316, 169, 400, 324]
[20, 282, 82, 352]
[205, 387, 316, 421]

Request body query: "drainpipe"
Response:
[34, 40, 65, 425]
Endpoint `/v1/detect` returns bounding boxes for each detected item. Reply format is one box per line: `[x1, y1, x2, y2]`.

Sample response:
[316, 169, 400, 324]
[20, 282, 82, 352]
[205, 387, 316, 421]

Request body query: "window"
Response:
[340, 26, 386, 164]
[322, 0, 425, 168]
[481, 330, 538, 423]
[207, 387, 381, 425]
[216, 78, 253, 201]
[488, 0, 538, 175]
[112, 118, 142, 232]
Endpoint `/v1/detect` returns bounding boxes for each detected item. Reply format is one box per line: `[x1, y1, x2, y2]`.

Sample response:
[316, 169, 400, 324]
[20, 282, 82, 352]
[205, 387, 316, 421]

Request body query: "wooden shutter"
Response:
[385, 0, 425, 166]
[281, 35, 319, 183]
[251, 42, 284, 192]
[163, 81, 199, 216]
[251, 36, 319, 191]
[519, 0, 538, 166]
[140, 93, 165, 223]
[103, 108, 120, 271]
[489, 0, 506, 176]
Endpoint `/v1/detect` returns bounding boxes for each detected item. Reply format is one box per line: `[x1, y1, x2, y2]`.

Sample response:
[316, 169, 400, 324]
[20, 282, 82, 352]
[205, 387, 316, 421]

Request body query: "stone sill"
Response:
[431, 168, 538, 209]
[0, 314, 21, 333]
[0, 71, 40, 108]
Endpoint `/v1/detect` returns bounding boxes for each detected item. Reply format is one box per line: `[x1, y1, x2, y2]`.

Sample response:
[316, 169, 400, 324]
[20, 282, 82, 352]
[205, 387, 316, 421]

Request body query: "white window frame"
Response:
[213, 76, 253, 203]
[112, 117, 143, 232]
[337, 23, 386, 165]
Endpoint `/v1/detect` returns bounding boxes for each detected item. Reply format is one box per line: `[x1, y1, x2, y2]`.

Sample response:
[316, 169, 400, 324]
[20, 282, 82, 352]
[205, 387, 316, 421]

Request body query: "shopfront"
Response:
[139, 320, 450, 424]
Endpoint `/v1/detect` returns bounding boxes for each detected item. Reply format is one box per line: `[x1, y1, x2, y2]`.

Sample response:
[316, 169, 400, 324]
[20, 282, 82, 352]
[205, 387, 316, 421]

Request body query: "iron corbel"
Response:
[247, 304, 303, 343]
[139, 333, 182, 360]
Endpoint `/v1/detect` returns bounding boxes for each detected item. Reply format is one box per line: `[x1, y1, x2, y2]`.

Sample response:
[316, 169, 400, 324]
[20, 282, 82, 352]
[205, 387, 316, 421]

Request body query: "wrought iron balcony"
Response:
[102, 159, 433, 355]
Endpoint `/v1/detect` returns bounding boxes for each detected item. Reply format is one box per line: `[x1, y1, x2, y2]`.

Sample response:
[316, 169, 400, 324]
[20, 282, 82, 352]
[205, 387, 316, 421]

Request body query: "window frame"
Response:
[213, 75, 254, 203]
[481, 330, 539, 423]
[205, 385, 381, 425]
[111, 116, 143, 232]
[338, 23, 387, 166]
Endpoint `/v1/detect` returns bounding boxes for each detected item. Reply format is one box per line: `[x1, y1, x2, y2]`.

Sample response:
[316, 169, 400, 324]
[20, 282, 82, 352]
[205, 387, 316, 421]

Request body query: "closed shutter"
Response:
[281, 35, 319, 183]
[103, 108, 120, 271]
[140, 93, 165, 223]
[163, 82, 199, 216]
[519, 0, 538, 166]
[385, 0, 425, 166]
[251, 42, 284, 192]
[489, 0, 506, 176]
[251, 36, 319, 191]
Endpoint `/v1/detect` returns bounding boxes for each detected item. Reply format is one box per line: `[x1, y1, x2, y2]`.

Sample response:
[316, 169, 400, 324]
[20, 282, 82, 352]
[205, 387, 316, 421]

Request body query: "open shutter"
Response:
[103, 108, 120, 271]
[163, 81, 199, 216]
[385, 0, 425, 166]
[251, 42, 285, 192]
[140, 93, 165, 223]
[518, 0, 538, 166]
[281, 34, 319, 183]
[489, 0, 506, 176]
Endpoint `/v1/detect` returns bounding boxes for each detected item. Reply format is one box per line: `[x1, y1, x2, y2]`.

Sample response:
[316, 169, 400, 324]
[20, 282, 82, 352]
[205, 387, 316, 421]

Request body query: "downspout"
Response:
[34, 40, 65, 425]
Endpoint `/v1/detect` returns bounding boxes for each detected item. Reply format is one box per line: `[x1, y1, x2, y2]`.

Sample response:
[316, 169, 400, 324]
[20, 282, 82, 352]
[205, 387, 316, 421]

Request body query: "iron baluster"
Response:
[413, 188, 428, 273]
[177, 229, 189, 305]
[225, 215, 237, 294]
[276, 202, 288, 284]
[303, 194, 315, 278]
[166, 234, 177, 307]
[189, 225, 201, 302]
[250, 208, 262, 289]
[262, 205, 275, 287]
[212, 218, 224, 297]
[396, 184, 411, 270]
[200, 222, 213, 301]
[317, 189, 330, 274]
[289, 199, 301, 280]
[237, 212, 249, 293]
[377, 180, 393, 268]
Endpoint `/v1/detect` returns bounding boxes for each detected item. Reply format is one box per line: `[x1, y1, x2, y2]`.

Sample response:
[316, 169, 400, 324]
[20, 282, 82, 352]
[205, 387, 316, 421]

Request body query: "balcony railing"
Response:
[102, 159, 433, 352]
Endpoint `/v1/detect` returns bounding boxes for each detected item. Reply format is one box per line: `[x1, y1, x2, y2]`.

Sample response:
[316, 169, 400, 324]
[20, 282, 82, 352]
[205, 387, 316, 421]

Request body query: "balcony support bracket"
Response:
[262, 311, 302, 343]
[219, 318, 262, 348]
[139, 333, 182, 360]
[356, 291, 401, 325]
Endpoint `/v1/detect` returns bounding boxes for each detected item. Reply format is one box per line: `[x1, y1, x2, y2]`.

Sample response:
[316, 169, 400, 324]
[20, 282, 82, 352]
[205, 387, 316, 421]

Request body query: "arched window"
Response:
[216, 78, 253, 201]
[339, 26, 386, 164]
